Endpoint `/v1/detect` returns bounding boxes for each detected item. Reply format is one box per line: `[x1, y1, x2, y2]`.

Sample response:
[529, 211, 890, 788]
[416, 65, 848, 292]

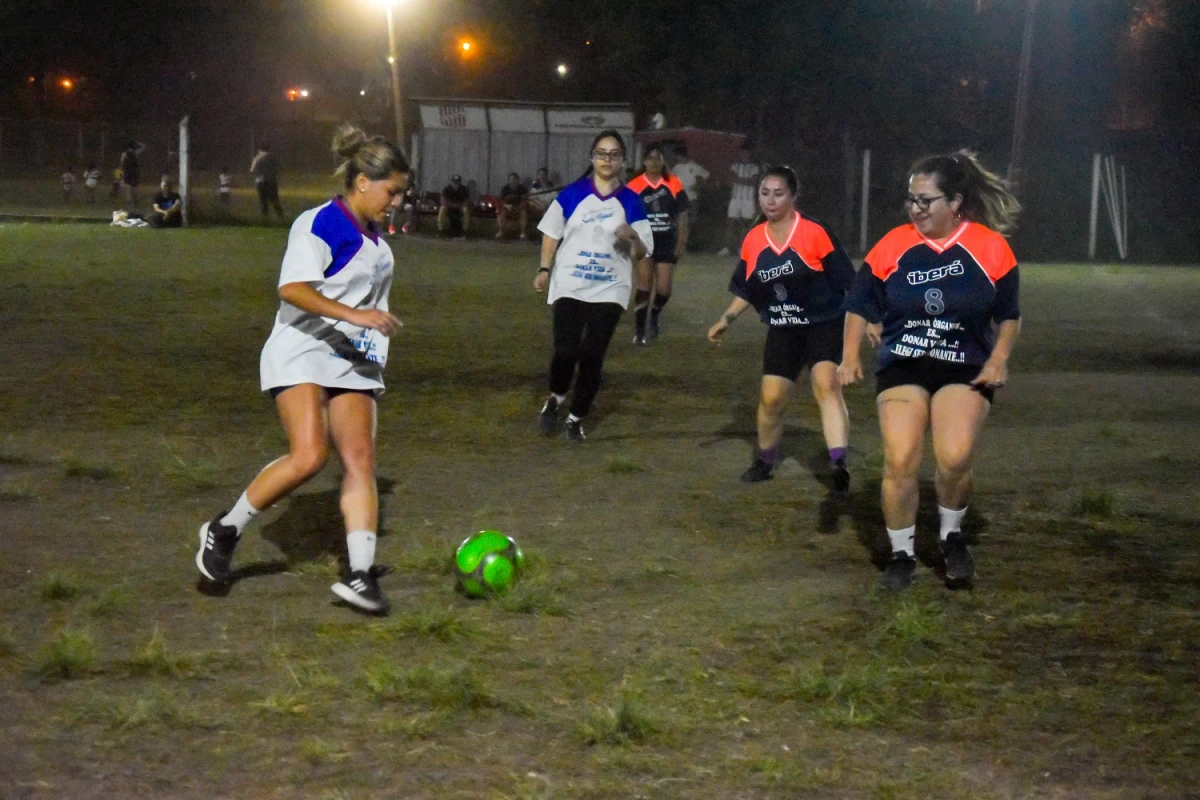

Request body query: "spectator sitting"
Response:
[496, 172, 530, 240]
[389, 170, 419, 236]
[150, 176, 183, 228]
[529, 167, 559, 213]
[438, 174, 472, 237]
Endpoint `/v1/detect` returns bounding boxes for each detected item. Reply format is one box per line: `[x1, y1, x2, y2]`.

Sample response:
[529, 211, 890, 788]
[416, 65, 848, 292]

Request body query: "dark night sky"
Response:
[2, 0, 1197, 142]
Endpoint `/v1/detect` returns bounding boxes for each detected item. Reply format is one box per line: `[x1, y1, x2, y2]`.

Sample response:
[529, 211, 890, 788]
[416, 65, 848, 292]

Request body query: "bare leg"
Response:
[245, 384, 330, 510]
[877, 386, 930, 530]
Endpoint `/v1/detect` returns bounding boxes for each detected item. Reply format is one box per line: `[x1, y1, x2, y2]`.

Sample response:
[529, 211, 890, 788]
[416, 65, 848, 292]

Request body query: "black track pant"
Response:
[549, 297, 624, 418]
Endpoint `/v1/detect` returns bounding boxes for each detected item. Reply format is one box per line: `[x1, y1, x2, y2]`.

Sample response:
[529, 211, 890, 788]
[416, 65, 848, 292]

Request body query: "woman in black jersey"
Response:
[840, 151, 1022, 591]
[626, 143, 690, 344]
[708, 166, 855, 491]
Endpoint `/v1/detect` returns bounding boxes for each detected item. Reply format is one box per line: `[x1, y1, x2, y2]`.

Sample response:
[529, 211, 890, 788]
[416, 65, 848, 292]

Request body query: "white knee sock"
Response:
[938, 505, 967, 541]
[219, 492, 259, 535]
[346, 530, 377, 573]
[887, 525, 916, 556]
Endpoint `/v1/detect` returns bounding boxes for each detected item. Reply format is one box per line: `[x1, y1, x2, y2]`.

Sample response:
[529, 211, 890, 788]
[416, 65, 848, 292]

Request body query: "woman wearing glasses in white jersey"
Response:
[533, 130, 654, 442]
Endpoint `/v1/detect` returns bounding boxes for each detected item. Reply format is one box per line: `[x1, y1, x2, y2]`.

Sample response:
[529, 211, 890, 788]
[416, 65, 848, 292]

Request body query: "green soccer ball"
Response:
[455, 530, 525, 598]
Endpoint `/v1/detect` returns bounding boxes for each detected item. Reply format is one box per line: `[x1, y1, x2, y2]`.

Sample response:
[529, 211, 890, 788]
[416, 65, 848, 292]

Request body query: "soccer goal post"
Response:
[179, 115, 190, 227]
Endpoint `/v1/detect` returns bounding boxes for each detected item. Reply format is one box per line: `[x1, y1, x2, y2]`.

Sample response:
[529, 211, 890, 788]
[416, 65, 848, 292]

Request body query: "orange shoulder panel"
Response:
[957, 224, 1017, 281]
[863, 224, 921, 282]
[796, 216, 835, 264]
[626, 174, 649, 194]
[666, 175, 685, 197]
[740, 224, 770, 279]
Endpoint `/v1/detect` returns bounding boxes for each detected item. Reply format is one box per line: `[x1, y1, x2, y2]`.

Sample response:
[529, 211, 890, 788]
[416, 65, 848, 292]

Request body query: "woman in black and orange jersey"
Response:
[626, 143, 690, 344]
[839, 150, 1021, 591]
[708, 166, 855, 491]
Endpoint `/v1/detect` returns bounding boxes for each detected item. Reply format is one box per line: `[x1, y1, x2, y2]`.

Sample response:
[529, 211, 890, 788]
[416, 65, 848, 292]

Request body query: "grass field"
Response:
[0, 172, 337, 223]
[0, 223, 1197, 799]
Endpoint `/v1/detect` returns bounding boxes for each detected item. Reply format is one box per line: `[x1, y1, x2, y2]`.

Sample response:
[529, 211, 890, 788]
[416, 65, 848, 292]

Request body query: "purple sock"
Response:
[829, 447, 847, 466]
[759, 447, 778, 465]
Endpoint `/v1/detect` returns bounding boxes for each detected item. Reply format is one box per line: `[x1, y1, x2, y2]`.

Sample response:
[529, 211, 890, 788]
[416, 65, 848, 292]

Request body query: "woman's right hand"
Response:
[866, 322, 883, 347]
[707, 319, 728, 344]
[533, 270, 550, 292]
[837, 358, 863, 386]
[352, 309, 403, 336]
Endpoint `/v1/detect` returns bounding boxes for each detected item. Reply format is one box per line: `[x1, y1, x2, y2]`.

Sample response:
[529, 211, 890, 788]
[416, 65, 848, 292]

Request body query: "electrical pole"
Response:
[1008, 0, 1039, 192]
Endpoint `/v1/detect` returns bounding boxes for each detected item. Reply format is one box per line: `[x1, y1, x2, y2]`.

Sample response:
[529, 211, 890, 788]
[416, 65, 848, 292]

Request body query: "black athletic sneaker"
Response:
[331, 569, 390, 614]
[196, 515, 239, 583]
[832, 463, 850, 493]
[941, 532, 976, 582]
[879, 552, 917, 590]
[740, 458, 774, 483]
[538, 396, 561, 436]
[648, 315, 661, 339]
[632, 332, 647, 346]
[565, 418, 587, 442]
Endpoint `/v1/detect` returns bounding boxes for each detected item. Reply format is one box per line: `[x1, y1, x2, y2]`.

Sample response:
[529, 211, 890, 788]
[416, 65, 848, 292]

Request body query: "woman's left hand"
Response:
[971, 358, 1008, 389]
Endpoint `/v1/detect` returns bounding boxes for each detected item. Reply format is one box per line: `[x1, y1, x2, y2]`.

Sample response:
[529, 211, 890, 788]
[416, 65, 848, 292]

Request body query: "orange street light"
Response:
[60, 78, 74, 90]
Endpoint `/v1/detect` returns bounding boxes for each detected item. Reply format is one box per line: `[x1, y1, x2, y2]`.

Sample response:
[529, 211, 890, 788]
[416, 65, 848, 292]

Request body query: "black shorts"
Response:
[268, 385, 376, 401]
[762, 319, 843, 380]
[875, 360, 994, 403]
[650, 232, 678, 264]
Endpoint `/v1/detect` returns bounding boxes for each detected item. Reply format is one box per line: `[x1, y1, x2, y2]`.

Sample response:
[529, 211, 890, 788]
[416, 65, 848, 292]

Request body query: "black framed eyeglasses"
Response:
[905, 194, 946, 211]
[592, 150, 624, 162]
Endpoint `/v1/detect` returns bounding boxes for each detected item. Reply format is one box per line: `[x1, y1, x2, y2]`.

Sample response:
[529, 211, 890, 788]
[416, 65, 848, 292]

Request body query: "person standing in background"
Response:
[251, 143, 284, 219]
[718, 143, 761, 256]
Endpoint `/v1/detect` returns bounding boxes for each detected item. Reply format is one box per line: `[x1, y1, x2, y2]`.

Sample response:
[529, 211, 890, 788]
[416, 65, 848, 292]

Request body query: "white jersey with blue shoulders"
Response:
[537, 177, 654, 309]
[260, 198, 395, 396]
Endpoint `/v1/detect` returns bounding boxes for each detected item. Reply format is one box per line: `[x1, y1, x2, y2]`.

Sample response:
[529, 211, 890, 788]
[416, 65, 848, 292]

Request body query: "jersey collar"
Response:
[590, 176, 623, 201]
[333, 196, 379, 245]
[917, 220, 968, 254]
[763, 211, 801, 256]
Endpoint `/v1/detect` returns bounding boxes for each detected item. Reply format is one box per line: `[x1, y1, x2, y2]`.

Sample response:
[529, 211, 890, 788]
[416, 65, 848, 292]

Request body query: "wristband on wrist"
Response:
[722, 312, 737, 324]
[538, 267, 550, 273]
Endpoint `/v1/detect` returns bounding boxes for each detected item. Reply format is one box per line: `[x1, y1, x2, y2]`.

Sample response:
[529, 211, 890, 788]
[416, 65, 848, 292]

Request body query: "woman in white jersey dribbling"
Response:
[196, 124, 409, 615]
[534, 130, 653, 442]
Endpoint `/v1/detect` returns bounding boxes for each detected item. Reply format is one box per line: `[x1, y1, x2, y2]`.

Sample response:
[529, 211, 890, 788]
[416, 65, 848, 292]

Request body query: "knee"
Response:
[339, 444, 376, 477]
[935, 446, 973, 478]
[882, 450, 920, 482]
[811, 372, 842, 403]
[759, 391, 787, 415]
[289, 443, 329, 480]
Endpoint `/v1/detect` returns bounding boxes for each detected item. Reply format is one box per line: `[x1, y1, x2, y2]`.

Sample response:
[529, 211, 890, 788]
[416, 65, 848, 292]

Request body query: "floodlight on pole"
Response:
[374, 0, 407, 156]
[556, 63, 568, 78]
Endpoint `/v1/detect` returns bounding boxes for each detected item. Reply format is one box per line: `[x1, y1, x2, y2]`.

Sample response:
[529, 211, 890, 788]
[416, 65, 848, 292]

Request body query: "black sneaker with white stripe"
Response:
[941, 532, 976, 582]
[538, 396, 561, 436]
[879, 552, 917, 591]
[331, 569, 390, 614]
[196, 514, 239, 583]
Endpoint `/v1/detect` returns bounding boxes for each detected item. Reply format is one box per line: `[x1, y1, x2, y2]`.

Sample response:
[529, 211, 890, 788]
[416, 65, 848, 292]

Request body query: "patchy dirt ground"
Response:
[1, 226, 1197, 798]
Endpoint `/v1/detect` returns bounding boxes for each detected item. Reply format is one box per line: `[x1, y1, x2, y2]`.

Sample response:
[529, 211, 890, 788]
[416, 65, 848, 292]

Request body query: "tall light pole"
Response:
[1008, 0, 1039, 192]
[380, 0, 406, 155]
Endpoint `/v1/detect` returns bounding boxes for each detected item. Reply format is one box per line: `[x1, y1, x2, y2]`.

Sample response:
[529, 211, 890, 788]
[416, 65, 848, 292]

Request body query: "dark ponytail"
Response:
[910, 150, 1020, 235]
[576, 129, 627, 183]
